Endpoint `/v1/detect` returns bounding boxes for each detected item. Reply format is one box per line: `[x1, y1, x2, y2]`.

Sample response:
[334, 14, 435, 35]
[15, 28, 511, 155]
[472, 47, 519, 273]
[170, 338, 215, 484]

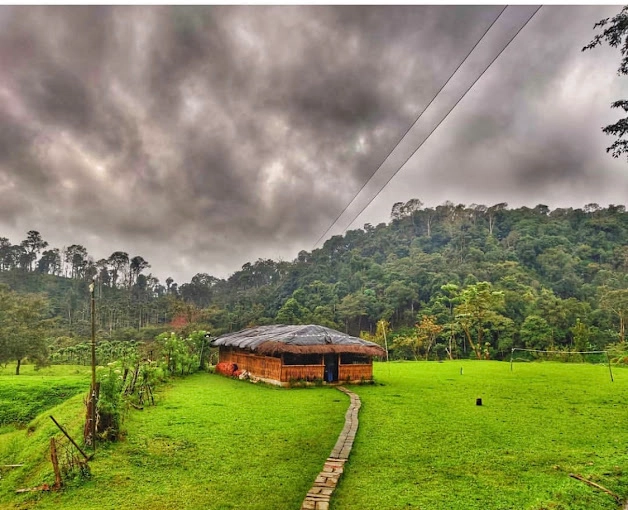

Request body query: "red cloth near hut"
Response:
[215, 362, 238, 377]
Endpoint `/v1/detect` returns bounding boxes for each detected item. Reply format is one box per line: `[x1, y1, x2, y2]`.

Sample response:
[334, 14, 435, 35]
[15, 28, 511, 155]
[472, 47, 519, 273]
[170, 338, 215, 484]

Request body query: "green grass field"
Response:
[0, 361, 627, 510]
[0, 364, 90, 431]
[0, 372, 346, 510]
[335, 361, 628, 510]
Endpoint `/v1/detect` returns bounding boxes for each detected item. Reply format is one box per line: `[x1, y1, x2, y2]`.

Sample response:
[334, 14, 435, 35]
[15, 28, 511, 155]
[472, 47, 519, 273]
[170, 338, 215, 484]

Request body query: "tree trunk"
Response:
[425, 339, 434, 361]
[462, 325, 481, 360]
[449, 325, 455, 360]
[476, 326, 484, 360]
[15, 358, 21, 375]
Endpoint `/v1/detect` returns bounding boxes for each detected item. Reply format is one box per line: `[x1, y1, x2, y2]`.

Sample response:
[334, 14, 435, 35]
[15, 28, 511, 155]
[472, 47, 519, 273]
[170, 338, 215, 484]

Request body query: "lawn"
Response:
[0, 372, 346, 510]
[0, 364, 90, 431]
[333, 360, 628, 510]
[1, 361, 627, 510]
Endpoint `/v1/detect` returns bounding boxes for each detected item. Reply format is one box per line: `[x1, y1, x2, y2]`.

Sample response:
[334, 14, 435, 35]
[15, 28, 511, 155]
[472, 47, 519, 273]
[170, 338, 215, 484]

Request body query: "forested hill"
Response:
[1, 200, 628, 360]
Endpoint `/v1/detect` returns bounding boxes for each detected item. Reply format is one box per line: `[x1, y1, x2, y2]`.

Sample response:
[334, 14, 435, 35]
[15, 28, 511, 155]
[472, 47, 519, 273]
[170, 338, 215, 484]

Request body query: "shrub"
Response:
[96, 364, 125, 440]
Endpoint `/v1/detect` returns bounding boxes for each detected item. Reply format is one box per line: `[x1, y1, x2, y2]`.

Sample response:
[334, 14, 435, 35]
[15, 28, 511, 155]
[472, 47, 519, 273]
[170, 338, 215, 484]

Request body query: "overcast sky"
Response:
[1, 5, 626, 284]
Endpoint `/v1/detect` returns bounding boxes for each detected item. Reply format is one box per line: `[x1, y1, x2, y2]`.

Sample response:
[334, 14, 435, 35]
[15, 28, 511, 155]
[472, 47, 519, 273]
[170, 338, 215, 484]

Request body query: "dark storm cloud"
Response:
[351, 5, 628, 228]
[0, 5, 625, 282]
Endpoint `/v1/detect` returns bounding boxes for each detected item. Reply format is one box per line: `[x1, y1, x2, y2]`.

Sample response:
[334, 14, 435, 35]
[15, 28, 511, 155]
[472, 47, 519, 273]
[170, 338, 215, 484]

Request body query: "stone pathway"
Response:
[301, 386, 361, 510]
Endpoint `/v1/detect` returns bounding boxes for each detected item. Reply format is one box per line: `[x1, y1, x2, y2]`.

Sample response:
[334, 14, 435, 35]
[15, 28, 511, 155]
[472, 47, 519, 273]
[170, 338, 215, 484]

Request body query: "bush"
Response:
[96, 364, 125, 440]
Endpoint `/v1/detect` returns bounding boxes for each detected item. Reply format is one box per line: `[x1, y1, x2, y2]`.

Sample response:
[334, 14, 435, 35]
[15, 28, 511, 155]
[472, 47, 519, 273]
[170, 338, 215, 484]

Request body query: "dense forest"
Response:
[1, 199, 628, 365]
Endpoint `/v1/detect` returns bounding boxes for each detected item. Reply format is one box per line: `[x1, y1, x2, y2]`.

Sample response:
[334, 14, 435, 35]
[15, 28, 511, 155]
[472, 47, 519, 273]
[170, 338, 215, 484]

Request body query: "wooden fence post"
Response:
[50, 438, 62, 490]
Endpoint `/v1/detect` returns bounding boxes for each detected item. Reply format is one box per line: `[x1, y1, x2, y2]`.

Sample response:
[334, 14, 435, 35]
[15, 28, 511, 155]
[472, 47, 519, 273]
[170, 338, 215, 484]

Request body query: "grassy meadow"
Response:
[0, 371, 346, 510]
[335, 361, 628, 510]
[0, 361, 626, 509]
[0, 364, 90, 432]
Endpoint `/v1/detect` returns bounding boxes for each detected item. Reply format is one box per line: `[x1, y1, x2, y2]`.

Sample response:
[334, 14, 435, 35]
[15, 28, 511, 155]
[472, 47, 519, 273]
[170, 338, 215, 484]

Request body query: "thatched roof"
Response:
[212, 324, 386, 357]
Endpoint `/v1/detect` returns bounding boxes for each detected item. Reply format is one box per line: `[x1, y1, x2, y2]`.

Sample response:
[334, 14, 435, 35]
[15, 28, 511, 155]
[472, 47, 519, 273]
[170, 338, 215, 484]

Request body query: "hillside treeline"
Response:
[1, 200, 627, 363]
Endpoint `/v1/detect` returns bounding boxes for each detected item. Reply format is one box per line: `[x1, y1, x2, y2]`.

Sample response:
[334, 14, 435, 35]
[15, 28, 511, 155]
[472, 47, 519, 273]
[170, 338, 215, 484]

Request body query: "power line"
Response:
[311, 5, 508, 249]
[339, 5, 542, 234]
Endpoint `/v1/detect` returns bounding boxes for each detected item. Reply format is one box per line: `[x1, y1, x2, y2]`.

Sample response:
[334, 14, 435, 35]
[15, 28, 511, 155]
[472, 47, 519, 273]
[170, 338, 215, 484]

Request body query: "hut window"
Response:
[340, 353, 370, 365]
[283, 353, 322, 365]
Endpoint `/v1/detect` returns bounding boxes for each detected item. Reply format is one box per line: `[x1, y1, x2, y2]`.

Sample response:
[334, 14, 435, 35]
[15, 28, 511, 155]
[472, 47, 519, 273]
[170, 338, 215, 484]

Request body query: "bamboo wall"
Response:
[281, 364, 325, 382]
[219, 349, 282, 380]
[338, 364, 373, 382]
[219, 348, 374, 384]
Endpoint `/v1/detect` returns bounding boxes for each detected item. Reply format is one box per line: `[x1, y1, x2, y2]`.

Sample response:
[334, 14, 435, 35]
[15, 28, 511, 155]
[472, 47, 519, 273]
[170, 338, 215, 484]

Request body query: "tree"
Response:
[65, 244, 88, 279]
[391, 317, 442, 361]
[435, 283, 462, 359]
[337, 291, 377, 334]
[37, 248, 61, 275]
[360, 319, 391, 360]
[584, 7, 628, 158]
[392, 331, 423, 361]
[129, 255, 150, 287]
[384, 280, 418, 322]
[0, 285, 51, 374]
[519, 315, 553, 350]
[485, 203, 508, 236]
[276, 297, 307, 324]
[570, 318, 591, 352]
[415, 315, 443, 360]
[599, 288, 628, 342]
[455, 282, 507, 359]
[108, 251, 129, 287]
[0, 238, 11, 271]
[21, 231, 48, 271]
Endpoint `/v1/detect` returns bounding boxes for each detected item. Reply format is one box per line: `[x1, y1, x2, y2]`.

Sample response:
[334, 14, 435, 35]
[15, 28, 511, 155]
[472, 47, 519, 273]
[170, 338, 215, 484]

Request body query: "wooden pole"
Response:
[49, 438, 61, 490]
[49, 416, 90, 461]
[606, 351, 614, 382]
[382, 324, 389, 362]
[569, 473, 621, 504]
[89, 279, 97, 451]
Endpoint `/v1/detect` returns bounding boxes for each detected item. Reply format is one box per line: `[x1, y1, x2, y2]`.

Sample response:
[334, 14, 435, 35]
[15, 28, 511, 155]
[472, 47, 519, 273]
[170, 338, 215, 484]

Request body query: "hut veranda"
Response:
[212, 324, 385, 385]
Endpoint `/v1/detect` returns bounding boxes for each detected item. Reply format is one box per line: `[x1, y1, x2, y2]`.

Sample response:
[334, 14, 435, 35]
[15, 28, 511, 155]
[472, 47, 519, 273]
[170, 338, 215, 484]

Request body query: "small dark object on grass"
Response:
[476, 398, 482, 406]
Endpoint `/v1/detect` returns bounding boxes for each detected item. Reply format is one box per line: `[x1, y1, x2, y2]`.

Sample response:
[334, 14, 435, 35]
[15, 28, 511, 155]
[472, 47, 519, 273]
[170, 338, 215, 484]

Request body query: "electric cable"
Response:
[314, 5, 543, 244]
[340, 5, 542, 234]
[343, 5, 543, 233]
[311, 5, 508, 249]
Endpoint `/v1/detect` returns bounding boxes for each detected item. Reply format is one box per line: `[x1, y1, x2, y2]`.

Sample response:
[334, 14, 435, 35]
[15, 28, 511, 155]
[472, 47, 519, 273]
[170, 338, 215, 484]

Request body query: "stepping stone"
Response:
[300, 387, 361, 510]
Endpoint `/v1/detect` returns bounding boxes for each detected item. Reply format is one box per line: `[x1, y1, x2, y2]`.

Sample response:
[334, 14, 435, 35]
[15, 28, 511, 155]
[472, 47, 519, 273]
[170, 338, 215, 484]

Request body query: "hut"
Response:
[212, 324, 385, 386]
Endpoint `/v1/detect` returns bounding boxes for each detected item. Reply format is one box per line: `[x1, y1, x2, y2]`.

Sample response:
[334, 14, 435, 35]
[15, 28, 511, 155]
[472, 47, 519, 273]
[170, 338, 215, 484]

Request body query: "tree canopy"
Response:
[0, 199, 627, 364]
[584, 6, 628, 158]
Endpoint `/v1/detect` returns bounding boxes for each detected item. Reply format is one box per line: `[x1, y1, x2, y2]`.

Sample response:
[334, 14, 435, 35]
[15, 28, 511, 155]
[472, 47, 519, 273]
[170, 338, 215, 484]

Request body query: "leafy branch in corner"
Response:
[583, 6, 628, 158]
